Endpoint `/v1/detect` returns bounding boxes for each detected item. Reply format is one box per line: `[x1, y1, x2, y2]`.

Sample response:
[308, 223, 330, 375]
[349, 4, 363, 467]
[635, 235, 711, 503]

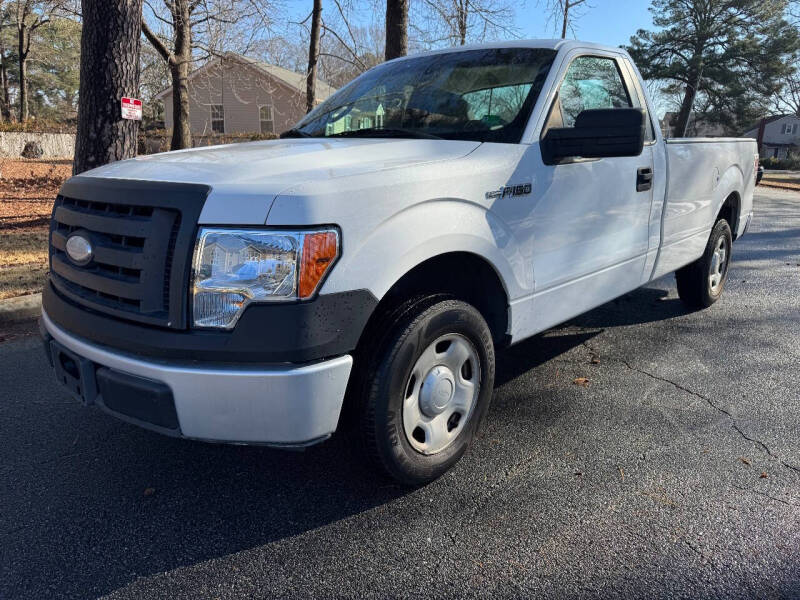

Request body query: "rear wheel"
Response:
[355, 297, 495, 486]
[676, 219, 733, 309]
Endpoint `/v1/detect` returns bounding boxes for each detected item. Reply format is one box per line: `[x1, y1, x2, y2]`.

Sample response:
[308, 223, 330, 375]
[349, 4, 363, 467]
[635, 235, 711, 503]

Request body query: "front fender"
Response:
[321, 199, 530, 302]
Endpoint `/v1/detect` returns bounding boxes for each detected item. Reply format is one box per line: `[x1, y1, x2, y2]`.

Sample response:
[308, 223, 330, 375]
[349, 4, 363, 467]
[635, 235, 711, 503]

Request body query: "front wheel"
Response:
[356, 297, 495, 486]
[676, 218, 733, 309]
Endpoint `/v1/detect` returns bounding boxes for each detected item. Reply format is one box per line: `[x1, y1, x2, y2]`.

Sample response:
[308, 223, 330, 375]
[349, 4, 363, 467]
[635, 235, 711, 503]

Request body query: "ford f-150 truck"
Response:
[41, 40, 758, 485]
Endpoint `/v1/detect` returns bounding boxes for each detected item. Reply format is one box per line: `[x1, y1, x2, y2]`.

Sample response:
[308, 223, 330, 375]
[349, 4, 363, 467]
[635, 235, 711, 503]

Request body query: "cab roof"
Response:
[392, 39, 628, 62]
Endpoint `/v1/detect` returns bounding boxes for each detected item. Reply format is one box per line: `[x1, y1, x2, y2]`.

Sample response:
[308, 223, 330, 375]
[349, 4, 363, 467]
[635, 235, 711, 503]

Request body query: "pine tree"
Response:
[627, 0, 799, 136]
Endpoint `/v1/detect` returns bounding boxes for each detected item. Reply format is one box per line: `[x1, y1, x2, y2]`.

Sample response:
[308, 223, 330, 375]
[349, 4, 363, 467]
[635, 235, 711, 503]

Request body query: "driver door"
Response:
[527, 53, 655, 332]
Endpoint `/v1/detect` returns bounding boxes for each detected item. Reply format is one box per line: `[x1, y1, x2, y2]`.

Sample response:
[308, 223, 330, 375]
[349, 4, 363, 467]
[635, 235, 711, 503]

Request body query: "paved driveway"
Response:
[1, 188, 798, 599]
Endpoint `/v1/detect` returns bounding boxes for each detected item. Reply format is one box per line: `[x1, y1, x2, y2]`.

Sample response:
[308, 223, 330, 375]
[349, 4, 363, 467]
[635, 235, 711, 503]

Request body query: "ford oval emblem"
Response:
[65, 233, 93, 265]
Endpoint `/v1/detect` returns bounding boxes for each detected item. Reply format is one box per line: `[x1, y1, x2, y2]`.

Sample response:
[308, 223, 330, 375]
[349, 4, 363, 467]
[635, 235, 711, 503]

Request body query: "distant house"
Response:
[324, 98, 386, 136]
[155, 53, 336, 137]
[659, 111, 727, 138]
[741, 114, 800, 159]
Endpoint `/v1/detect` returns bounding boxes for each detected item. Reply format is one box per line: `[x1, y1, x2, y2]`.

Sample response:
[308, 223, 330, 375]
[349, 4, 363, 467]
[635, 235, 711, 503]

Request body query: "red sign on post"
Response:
[121, 97, 142, 121]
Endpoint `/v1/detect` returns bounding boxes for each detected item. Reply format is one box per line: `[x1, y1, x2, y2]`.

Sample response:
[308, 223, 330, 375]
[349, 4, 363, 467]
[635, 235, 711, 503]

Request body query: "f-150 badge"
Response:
[485, 183, 532, 200]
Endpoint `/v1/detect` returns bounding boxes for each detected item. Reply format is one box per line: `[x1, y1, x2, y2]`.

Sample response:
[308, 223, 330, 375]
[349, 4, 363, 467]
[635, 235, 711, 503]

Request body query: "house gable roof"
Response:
[741, 114, 799, 136]
[154, 53, 337, 102]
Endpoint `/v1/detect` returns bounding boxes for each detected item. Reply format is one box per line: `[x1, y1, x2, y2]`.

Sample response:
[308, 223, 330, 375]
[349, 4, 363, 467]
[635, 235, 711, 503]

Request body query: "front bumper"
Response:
[41, 310, 353, 446]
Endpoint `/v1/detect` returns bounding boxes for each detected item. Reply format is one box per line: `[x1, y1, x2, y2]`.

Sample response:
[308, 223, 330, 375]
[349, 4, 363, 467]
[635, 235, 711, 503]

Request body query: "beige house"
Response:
[156, 53, 336, 136]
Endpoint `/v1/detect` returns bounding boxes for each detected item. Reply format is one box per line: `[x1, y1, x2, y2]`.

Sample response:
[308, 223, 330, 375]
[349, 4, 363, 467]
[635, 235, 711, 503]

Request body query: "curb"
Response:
[0, 292, 42, 324]
[760, 182, 800, 192]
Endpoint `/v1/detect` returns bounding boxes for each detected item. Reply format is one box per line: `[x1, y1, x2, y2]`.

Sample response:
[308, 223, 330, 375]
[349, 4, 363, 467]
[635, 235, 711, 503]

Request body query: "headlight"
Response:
[191, 227, 339, 329]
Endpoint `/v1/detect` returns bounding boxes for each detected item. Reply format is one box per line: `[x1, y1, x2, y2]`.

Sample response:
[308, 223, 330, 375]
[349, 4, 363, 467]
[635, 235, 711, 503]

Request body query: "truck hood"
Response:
[82, 137, 481, 224]
[86, 137, 480, 185]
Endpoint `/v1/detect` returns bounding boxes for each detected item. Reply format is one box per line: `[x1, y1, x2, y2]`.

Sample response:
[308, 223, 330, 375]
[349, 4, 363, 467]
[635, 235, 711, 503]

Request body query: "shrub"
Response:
[760, 156, 800, 171]
[0, 119, 76, 134]
[21, 141, 44, 159]
[137, 130, 280, 155]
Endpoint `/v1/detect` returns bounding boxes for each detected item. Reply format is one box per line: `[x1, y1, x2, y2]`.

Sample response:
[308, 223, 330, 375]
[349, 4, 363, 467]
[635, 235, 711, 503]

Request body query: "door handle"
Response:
[637, 167, 653, 192]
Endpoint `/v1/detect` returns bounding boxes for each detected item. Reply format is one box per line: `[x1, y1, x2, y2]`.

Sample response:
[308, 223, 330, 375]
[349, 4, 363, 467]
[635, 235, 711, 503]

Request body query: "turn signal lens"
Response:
[299, 231, 339, 298]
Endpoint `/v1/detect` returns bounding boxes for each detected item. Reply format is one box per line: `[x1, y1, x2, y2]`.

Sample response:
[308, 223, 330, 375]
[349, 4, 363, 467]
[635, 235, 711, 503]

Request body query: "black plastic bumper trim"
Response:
[42, 281, 377, 364]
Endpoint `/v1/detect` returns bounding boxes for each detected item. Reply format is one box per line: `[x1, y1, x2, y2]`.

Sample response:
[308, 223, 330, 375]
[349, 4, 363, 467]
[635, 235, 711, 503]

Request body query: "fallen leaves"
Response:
[739, 457, 751, 466]
[573, 377, 590, 387]
[143, 487, 156, 497]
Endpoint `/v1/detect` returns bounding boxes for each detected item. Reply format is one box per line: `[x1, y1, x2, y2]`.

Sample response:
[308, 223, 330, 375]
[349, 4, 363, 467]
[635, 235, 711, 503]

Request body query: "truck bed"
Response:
[650, 137, 757, 280]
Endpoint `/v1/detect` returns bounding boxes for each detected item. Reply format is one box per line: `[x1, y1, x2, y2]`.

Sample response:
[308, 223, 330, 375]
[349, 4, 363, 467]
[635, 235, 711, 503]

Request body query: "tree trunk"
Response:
[306, 0, 322, 113]
[18, 26, 27, 122]
[458, 1, 468, 45]
[674, 64, 702, 138]
[73, 0, 144, 175]
[170, 0, 192, 150]
[170, 61, 192, 149]
[0, 47, 10, 122]
[385, 0, 408, 60]
[561, 2, 569, 39]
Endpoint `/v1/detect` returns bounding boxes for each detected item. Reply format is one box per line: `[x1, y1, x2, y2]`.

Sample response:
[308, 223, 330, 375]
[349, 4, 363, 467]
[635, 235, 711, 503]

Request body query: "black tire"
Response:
[355, 296, 495, 486]
[676, 219, 733, 309]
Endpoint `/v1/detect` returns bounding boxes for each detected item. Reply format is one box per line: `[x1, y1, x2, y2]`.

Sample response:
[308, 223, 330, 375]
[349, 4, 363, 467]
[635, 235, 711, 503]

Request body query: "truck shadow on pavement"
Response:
[2, 285, 692, 600]
[495, 285, 686, 386]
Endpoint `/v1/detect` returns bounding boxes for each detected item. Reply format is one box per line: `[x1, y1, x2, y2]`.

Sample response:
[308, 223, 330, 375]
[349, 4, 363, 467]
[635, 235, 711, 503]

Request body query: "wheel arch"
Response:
[714, 165, 744, 239]
[362, 251, 511, 347]
[716, 190, 741, 239]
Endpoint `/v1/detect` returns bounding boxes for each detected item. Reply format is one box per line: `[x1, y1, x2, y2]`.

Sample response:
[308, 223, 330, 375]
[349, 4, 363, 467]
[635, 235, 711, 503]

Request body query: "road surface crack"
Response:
[615, 356, 798, 476]
[731, 484, 799, 508]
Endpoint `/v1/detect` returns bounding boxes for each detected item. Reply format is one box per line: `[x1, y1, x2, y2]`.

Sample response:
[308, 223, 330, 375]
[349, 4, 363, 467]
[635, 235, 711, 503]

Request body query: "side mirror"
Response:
[542, 108, 645, 165]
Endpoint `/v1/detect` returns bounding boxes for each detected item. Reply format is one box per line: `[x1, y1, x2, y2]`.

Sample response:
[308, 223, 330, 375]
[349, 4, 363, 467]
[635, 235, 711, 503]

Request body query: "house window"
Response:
[793, 124, 798, 135]
[260, 105, 274, 134]
[210, 104, 224, 133]
[344, 115, 353, 131]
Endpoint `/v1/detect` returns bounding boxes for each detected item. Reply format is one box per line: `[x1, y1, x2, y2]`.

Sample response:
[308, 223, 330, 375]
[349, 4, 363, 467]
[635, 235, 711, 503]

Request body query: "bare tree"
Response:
[0, 11, 12, 122]
[306, 0, 322, 112]
[414, 0, 517, 47]
[543, 0, 588, 38]
[7, 0, 72, 121]
[74, 0, 143, 175]
[141, 0, 275, 150]
[774, 73, 800, 116]
[385, 0, 407, 59]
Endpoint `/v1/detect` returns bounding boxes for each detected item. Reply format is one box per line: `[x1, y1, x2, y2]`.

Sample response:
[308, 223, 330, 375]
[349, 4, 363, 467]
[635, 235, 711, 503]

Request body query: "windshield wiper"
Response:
[328, 128, 443, 140]
[280, 128, 313, 139]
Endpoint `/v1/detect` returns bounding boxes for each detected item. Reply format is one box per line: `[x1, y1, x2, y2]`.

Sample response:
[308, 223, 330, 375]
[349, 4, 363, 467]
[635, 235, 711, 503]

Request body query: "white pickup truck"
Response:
[42, 40, 758, 484]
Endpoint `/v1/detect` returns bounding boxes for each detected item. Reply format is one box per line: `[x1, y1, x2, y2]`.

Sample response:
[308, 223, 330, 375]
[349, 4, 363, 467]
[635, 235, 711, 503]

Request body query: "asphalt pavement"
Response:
[1, 187, 798, 599]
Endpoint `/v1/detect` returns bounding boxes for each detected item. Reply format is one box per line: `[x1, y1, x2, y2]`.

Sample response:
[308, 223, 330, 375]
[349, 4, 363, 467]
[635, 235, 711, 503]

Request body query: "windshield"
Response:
[292, 48, 557, 144]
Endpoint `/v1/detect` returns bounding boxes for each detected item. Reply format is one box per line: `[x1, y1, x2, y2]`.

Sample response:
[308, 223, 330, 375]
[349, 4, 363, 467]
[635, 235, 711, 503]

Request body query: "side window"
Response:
[557, 56, 632, 128]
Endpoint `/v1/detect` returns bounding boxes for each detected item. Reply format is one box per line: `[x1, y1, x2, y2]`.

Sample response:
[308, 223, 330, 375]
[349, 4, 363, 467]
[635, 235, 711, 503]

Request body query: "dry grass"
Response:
[0, 223, 50, 300]
[0, 159, 68, 300]
[761, 173, 800, 190]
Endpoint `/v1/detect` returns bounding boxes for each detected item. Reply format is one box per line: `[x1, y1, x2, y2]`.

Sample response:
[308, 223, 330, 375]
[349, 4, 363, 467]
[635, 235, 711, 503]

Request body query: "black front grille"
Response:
[49, 177, 209, 329]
